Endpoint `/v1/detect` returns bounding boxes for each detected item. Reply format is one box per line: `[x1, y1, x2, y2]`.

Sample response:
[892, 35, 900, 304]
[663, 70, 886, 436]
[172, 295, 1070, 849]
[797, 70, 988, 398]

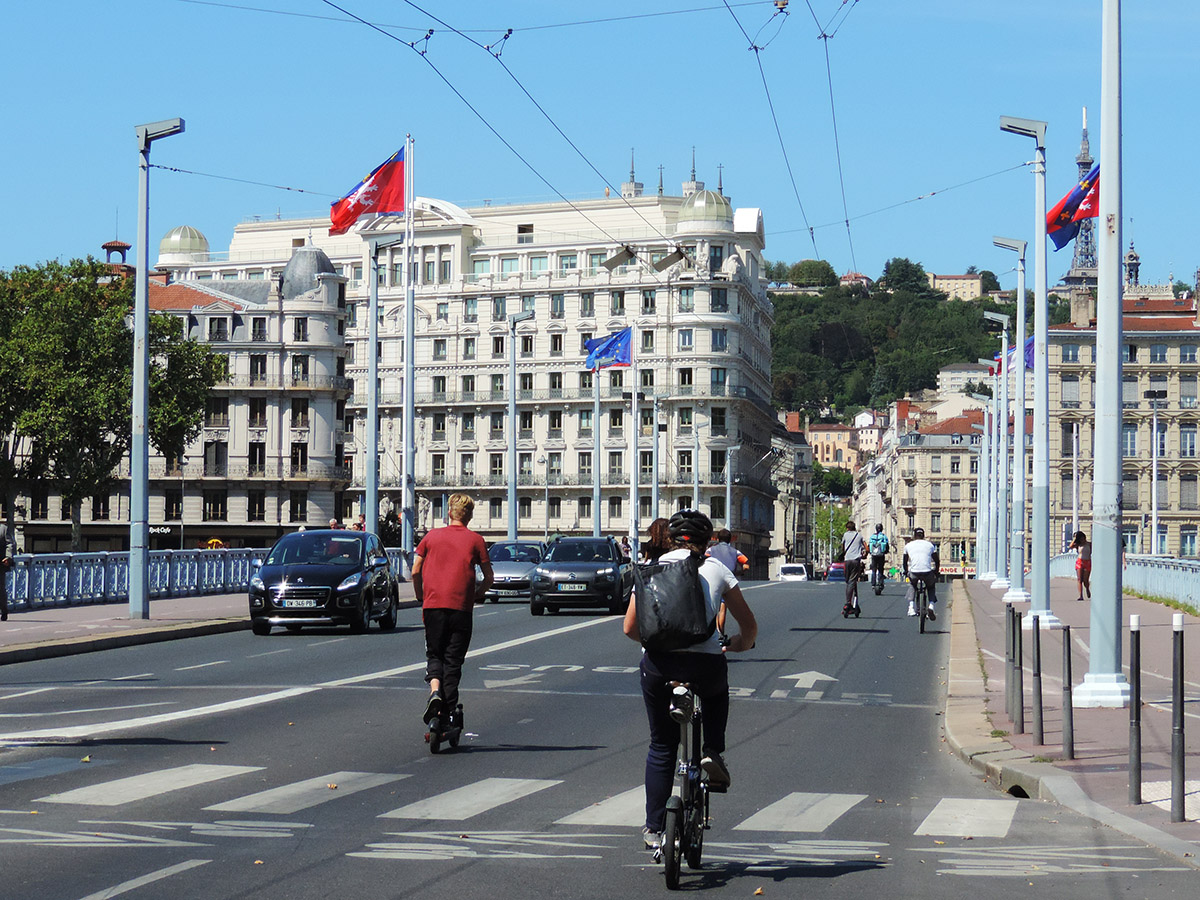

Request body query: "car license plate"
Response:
[558, 583, 587, 592]
[496, 589, 521, 597]
[283, 598, 318, 608]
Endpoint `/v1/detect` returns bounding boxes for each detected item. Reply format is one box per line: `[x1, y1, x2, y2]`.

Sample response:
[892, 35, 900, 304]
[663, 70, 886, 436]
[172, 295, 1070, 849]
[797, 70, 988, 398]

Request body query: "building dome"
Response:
[280, 244, 337, 300]
[158, 225, 209, 263]
[676, 189, 733, 234]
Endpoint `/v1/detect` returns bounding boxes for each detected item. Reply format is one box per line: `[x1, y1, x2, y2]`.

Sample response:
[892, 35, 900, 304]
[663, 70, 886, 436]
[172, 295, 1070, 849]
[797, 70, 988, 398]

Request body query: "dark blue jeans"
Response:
[423, 607, 473, 708]
[639, 650, 729, 832]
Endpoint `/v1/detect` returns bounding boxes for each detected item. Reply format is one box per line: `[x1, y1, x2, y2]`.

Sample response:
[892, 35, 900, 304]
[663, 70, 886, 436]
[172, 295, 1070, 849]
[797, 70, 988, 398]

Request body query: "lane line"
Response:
[0, 702, 174, 719]
[113, 673, 155, 681]
[174, 661, 229, 672]
[733, 792, 867, 833]
[76, 859, 211, 900]
[206, 771, 407, 814]
[380, 777, 561, 821]
[38, 764, 262, 807]
[915, 797, 1018, 837]
[0, 688, 56, 702]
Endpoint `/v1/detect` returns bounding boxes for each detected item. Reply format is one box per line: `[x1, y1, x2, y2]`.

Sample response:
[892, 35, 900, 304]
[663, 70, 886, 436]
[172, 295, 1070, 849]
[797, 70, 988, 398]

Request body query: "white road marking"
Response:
[113, 673, 155, 681]
[37, 764, 262, 807]
[246, 647, 291, 659]
[734, 792, 867, 833]
[205, 771, 407, 814]
[555, 786, 643, 826]
[0, 702, 174, 719]
[174, 661, 229, 672]
[915, 797, 1018, 837]
[380, 777, 561, 821]
[76, 859, 211, 900]
[0, 687, 317, 741]
[0, 688, 55, 701]
[321, 616, 615, 687]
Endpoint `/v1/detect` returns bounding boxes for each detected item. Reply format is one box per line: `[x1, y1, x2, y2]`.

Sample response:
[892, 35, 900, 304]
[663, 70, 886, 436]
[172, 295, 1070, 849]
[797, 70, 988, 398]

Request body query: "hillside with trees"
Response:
[767, 257, 1057, 418]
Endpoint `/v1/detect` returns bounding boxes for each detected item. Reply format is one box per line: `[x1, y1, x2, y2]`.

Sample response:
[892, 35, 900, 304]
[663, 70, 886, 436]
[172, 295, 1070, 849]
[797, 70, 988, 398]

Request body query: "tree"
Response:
[787, 259, 838, 287]
[979, 269, 1001, 294]
[1, 258, 219, 549]
[879, 257, 932, 295]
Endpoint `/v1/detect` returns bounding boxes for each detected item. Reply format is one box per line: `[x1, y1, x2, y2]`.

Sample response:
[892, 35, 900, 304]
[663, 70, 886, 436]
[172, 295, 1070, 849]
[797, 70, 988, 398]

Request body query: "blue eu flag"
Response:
[584, 327, 632, 370]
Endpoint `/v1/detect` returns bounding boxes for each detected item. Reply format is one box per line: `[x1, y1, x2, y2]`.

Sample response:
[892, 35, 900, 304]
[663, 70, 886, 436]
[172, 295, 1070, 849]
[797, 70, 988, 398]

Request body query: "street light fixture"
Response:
[983, 311, 1012, 591]
[507, 310, 535, 540]
[994, 237, 1030, 603]
[1001, 114, 1057, 628]
[1144, 389, 1166, 553]
[131, 117, 185, 621]
[601, 246, 635, 272]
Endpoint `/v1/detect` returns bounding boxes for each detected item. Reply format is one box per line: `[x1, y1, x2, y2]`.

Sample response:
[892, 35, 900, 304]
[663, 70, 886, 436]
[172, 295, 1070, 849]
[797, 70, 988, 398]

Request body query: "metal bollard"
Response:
[1171, 613, 1185, 823]
[1062, 624, 1074, 760]
[1031, 615, 1043, 745]
[1005, 605, 1014, 720]
[1014, 611, 1025, 734]
[1129, 615, 1141, 805]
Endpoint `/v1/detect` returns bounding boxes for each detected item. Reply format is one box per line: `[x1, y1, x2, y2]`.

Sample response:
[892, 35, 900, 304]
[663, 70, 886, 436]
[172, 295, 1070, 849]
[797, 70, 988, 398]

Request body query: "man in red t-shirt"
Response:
[412, 493, 493, 727]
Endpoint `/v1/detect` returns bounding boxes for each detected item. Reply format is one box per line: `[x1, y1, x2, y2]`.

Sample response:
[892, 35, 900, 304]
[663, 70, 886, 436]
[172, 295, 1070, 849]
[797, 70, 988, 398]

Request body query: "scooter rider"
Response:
[867, 524, 889, 591]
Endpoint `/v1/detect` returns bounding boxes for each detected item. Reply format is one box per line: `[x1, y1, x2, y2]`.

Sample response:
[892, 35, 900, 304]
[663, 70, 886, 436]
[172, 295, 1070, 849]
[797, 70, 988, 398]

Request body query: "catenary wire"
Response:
[149, 165, 335, 197]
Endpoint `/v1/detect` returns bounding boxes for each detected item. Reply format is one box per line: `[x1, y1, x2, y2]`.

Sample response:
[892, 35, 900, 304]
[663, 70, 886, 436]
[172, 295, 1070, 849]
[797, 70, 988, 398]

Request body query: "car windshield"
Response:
[545, 541, 611, 563]
[266, 533, 364, 567]
[489, 542, 543, 564]
[781, 565, 806, 576]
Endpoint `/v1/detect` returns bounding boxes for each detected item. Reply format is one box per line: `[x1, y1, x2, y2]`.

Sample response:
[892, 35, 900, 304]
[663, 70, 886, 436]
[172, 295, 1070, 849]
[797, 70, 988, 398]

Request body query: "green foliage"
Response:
[812, 461, 853, 497]
[1173, 280, 1191, 299]
[0, 257, 219, 548]
[769, 257, 1004, 416]
[979, 269, 1001, 294]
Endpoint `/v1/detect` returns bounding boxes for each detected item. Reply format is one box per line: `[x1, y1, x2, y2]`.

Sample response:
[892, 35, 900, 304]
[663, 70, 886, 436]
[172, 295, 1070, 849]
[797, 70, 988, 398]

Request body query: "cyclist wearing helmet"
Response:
[902, 527, 940, 620]
[623, 509, 758, 851]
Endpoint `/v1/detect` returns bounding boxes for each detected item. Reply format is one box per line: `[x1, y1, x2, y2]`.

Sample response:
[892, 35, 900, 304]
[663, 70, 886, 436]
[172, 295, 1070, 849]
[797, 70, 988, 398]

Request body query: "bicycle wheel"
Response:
[663, 797, 682, 889]
[918, 587, 927, 634]
[685, 788, 705, 869]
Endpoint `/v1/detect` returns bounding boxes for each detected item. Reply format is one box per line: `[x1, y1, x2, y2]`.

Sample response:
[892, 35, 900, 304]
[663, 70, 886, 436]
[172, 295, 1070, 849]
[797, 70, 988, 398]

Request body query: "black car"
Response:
[529, 536, 632, 616]
[248, 530, 399, 635]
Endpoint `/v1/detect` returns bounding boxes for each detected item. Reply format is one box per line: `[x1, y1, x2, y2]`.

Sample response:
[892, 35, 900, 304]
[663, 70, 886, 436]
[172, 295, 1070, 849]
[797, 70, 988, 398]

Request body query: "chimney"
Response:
[1071, 291, 1094, 328]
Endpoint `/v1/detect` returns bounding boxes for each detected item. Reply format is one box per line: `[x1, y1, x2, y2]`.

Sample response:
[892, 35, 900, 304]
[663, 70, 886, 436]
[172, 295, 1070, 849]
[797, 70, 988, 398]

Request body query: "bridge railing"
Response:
[1050, 551, 1200, 609]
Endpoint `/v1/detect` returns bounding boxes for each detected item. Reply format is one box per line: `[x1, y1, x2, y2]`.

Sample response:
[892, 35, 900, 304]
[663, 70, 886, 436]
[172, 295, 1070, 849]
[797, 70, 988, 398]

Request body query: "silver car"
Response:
[483, 540, 547, 602]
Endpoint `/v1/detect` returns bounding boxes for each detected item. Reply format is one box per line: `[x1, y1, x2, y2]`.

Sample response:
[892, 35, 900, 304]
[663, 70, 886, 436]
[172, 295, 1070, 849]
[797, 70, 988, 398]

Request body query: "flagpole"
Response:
[366, 237, 380, 539]
[593, 364, 601, 537]
[629, 346, 639, 558]
[402, 134, 416, 568]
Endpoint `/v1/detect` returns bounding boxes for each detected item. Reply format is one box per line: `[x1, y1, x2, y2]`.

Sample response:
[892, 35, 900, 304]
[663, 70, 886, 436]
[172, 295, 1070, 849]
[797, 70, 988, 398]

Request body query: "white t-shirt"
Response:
[656, 548, 738, 655]
[905, 539, 938, 573]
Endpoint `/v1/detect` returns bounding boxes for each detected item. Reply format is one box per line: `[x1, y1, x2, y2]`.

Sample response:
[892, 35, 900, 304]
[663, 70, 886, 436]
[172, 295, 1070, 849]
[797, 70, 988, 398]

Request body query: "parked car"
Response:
[826, 561, 846, 581]
[248, 530, 399, 635]
[484, 540, 547, 602]
[778, 562, 809, 582]
[529, 536, 632, 616]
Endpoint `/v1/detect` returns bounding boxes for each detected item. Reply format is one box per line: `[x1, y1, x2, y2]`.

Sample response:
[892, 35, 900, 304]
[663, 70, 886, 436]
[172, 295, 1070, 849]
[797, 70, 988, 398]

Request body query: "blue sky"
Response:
[4, 1, 1197, 290]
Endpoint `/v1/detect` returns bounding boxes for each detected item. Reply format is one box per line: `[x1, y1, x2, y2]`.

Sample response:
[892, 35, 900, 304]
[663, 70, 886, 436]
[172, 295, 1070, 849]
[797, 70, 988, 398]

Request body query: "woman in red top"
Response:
[412, 493, 493, 726]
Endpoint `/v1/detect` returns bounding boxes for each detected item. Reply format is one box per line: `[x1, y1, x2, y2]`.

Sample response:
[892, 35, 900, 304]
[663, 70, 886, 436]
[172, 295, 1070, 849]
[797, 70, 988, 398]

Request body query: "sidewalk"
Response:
[0, 584, 418, 666]
[945, 576, 1200, 865]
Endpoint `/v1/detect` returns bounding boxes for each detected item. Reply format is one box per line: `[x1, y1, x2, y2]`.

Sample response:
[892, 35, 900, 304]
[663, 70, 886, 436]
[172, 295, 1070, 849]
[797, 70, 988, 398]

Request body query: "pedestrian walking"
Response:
[1069, 530, 1092, 601]
[412, 493, 493, 730]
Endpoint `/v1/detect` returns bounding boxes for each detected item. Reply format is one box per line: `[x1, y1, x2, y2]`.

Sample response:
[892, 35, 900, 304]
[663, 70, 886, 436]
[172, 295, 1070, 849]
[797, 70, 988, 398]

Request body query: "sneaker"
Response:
[422, 692, 444, 725]
[907, 603, 917, 617]
[642, 826, 661, 850]
[701, 752, 732, 788]
[926, 607, 936, 622]
[668, 685, 693, 723]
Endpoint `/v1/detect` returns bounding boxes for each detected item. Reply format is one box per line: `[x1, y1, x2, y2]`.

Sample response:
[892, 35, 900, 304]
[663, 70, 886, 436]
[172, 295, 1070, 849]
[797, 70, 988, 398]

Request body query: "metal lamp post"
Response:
[994, 237, 1031, 603]
[1145, 390, 1165, 553]
[538, 454, 550, 541]
[1001, 115, 1056, 625]
[507, 310, 535, 540]
[725, 445, 741, 532]
[984, 311, 1012, 591]
[131, 117, 185, 620]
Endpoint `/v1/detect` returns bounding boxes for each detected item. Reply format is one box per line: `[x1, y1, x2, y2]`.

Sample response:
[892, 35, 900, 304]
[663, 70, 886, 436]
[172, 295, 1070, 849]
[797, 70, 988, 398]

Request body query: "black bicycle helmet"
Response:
[875, 524, 883, 533]
[668, 509, 713, 545]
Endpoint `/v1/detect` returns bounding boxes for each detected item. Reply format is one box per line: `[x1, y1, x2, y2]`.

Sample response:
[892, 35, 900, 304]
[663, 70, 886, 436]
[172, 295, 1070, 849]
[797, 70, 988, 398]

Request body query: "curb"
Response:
[0, 599, 423, 667]
[943, 580, 1199, 867]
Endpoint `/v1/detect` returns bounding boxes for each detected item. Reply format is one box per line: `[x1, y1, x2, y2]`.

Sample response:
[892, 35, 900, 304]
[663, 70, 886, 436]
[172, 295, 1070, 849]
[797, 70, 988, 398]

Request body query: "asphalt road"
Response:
[0, 579, 1194, 899]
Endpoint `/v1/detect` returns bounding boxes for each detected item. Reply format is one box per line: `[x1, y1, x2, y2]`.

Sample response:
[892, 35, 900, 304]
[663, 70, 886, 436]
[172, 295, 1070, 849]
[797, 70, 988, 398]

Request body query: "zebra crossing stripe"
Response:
[380, 777, 561, 821]
[733, 792, 868, 833]
[205, 771, 408, 814]
[915, 798, 1019, 837]
[35, 764, 262, 807]
[555, 786, 643, 826]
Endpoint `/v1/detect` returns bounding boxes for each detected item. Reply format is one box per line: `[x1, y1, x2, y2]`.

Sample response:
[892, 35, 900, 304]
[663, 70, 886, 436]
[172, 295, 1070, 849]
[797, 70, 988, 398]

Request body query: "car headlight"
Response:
[595, 567, 614, 576]
[250, 575, 265, 591]
[337, 573, 363, 592]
